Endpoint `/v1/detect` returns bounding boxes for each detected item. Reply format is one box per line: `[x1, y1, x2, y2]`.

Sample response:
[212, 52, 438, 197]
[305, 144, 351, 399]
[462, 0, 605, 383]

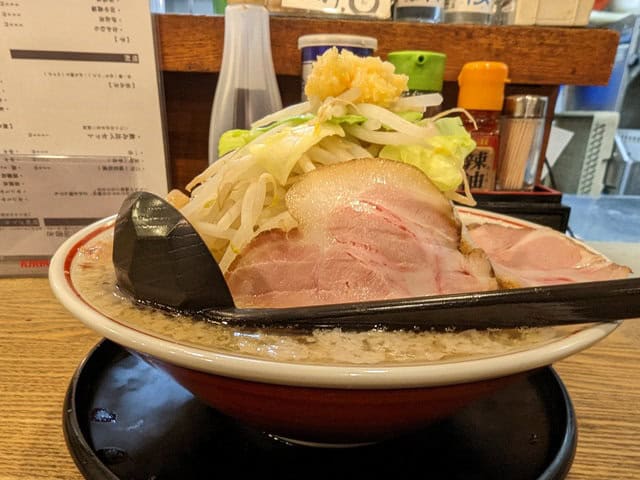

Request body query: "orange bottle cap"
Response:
[457, 61, 510, 111]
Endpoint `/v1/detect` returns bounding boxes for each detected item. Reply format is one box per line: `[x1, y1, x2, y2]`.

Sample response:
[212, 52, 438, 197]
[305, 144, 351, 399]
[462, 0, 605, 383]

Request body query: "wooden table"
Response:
[1, 243, 639, 479]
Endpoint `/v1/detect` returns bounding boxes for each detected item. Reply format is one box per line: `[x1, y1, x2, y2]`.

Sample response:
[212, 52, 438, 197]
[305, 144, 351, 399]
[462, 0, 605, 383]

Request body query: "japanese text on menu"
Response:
[0, 0, 167, 274]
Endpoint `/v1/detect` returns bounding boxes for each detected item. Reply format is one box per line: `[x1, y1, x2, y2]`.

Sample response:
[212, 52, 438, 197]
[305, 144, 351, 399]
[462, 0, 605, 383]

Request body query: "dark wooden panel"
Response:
[157, 14, 619, 86]
[162, 71, 213, 191]
[163, 72, 301, 191]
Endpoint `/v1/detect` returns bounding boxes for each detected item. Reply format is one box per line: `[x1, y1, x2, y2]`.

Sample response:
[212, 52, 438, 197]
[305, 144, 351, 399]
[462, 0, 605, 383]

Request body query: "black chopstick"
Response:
[198, 277, 640, 332]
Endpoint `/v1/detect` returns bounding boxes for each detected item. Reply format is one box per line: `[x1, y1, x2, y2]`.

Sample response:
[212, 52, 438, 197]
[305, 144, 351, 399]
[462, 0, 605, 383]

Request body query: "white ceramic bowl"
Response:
[49, 209, 619, 445]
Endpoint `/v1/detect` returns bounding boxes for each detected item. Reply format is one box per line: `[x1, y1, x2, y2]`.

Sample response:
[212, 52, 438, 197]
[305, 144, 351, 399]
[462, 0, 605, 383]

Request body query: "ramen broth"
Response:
[71, 230, 575, 366]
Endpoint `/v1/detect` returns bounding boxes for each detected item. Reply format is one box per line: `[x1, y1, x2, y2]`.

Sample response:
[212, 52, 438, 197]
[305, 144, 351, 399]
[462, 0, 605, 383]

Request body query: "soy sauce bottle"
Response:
[208, 0, 282, 164]
[457, 61, 509, 191]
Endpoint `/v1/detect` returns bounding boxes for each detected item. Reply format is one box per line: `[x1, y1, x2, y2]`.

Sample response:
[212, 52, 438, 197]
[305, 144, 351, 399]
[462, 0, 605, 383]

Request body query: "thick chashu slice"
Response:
[226, 158, 498, 308]
[466, 222, 631, 288]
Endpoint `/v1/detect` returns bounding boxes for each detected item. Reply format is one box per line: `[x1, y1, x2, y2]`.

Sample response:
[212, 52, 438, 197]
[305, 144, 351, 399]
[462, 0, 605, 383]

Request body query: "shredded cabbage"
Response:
[250, 122, 345, 186]
[218, 114, 315, 157]
[171, 48, 478, 273]
[378, 117, 476, 193]
[326, 114, 367, 125]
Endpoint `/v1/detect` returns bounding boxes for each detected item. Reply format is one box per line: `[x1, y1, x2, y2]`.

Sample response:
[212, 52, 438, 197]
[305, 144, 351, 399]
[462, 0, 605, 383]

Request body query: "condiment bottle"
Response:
[207, 0, 282, 164]
[497, 94, 548, 191]
[393, 0, 444, 23]
[493, 0, 517, 25]
[387, 50, 446, 118]
[443, 0, 496, 24]
[457, 61, 509, 191]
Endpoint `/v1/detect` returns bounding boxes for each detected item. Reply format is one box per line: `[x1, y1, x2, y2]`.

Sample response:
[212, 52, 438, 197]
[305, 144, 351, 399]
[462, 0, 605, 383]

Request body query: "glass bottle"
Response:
[212, 0, 228, 14]
[393, 0, 444, 23]
[457, 61, 509, 191]
[208, 1, 282, 164]
[150, 0, 165, 13]
[493, 0, 517, 25]
[443, 0, 496, 24]
[497, 95, 548, 191]
[387, 50, 446, 118]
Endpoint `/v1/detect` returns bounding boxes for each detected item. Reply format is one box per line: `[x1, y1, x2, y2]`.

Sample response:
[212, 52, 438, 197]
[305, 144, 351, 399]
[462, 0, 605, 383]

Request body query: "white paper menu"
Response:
[0, 0, 168, 276]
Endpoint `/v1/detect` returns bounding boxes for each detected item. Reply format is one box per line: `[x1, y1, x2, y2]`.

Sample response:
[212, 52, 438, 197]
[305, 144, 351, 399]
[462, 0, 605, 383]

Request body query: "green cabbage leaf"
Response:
[378, 117, 476, 192]
[218, 114, 314, 157]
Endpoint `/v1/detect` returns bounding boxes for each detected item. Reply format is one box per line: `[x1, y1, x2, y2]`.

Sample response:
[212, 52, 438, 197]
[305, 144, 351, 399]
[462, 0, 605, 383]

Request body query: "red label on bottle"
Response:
[463, 133, 499, 191]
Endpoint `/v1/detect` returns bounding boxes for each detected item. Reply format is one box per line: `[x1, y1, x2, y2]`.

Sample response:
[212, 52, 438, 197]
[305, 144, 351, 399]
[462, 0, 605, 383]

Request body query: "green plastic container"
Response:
[387, 50, 446, 94]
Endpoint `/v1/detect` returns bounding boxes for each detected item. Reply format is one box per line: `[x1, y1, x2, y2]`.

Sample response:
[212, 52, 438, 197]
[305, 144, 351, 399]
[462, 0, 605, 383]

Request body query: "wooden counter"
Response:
[1, 243, 639, 479]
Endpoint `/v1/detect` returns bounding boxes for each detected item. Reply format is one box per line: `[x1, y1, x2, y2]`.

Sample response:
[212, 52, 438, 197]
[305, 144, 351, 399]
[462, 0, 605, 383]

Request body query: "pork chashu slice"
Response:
[226, 158, 498, 308]
[466, 222, 631, 288]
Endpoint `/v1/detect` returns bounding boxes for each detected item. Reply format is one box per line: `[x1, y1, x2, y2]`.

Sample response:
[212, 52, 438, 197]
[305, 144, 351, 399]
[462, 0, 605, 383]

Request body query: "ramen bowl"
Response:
[48, 211, 619, 446]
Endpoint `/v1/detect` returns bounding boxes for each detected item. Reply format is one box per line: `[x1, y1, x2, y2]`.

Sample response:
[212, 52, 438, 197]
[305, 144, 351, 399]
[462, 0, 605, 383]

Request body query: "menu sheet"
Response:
[0, 0, 168, 276]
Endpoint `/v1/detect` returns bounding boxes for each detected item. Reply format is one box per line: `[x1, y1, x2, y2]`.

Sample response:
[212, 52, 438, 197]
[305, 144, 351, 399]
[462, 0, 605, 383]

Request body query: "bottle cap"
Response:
[387, 51, 446, 93]
[298, 34, 378, 51]
[457, 61, 510, 111]
[504, 94, 548, 118]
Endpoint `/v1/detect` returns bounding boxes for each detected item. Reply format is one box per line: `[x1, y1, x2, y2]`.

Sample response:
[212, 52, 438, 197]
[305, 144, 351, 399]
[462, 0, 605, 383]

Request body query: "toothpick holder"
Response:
[497, 95, 548, 191]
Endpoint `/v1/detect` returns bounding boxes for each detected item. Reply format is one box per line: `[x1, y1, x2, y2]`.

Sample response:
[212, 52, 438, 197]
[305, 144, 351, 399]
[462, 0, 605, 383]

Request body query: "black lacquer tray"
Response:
[63, 340, 577, 480]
